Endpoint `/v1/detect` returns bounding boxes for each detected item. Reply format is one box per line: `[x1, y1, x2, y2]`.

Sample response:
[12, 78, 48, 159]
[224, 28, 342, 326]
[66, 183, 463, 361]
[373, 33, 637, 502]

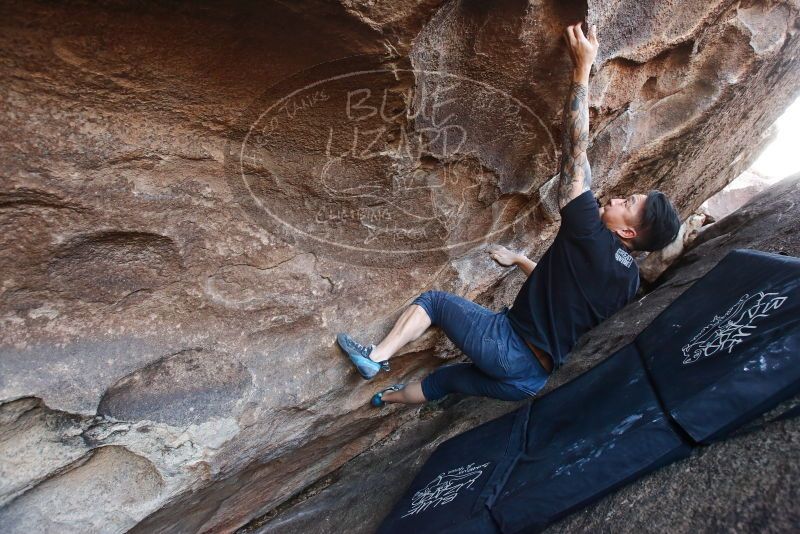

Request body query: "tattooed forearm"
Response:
[557, 80, 592, 209]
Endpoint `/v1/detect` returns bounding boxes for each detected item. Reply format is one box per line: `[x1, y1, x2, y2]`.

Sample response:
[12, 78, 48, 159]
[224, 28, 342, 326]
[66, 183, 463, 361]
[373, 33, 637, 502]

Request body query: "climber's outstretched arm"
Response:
[557, 22, 599, 210]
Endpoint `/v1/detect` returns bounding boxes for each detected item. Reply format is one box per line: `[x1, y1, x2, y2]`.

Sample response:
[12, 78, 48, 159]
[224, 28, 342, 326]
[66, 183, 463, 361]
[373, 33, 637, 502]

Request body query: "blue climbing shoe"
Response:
[336, 333, 390, 380]
[371, 384, 406, 407]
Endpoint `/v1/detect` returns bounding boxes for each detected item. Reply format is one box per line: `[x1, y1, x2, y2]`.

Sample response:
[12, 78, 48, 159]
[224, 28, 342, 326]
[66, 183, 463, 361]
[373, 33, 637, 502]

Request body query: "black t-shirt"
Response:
[507, 190, 640, 369]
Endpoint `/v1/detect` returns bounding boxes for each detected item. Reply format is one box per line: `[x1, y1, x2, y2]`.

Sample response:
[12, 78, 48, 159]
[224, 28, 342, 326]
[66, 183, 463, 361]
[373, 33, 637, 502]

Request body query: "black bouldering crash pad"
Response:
[635, 249, 800, 442]
[488, 344, 691, 533]
[379, 345, 691, 533]
[377, 405, 523, 533]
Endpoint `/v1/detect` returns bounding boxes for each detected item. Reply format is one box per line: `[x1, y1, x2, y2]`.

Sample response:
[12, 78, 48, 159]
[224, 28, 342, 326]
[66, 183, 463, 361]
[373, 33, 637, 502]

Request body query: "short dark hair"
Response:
[630, 190, 681, 252]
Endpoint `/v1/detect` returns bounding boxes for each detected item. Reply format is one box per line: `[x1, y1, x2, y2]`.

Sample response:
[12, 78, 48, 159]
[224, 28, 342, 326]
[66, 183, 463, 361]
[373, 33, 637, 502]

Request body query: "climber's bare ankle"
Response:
[370, 345, 390, 363]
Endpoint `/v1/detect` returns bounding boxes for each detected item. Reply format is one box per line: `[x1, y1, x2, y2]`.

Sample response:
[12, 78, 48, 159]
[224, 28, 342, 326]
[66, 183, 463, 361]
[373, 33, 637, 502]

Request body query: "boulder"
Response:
[1, 0, 799, 531]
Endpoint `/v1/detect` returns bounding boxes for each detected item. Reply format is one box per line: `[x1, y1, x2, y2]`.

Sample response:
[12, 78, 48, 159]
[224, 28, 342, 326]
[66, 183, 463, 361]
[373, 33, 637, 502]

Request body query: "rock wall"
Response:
[704, 169, 776, 220]
[1, 1, 799, 532]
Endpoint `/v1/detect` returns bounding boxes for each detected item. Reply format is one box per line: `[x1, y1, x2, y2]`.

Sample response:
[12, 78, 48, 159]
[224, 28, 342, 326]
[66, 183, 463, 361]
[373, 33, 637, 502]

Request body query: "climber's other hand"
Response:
[486, 244, 518, 267]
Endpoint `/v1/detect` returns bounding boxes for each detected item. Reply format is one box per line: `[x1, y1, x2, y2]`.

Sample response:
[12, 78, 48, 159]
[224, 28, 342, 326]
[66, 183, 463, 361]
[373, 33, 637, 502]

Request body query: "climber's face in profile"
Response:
[599, 193, 647, 241]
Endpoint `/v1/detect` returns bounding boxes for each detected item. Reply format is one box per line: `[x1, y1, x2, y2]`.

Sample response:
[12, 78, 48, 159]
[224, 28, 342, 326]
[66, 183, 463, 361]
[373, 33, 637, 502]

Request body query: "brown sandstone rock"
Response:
[704, 168, 776, 220]
[1, 1, 798, 532]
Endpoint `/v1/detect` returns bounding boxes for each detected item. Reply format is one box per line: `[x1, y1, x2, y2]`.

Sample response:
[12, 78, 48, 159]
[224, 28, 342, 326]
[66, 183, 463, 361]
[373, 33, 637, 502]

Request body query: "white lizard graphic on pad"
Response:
[681, 291, 788, 365]
[401, 462, 490, 517]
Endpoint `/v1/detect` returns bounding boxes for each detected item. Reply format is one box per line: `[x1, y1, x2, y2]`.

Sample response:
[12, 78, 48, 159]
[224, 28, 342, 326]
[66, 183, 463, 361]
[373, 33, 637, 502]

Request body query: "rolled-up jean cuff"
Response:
[410, 292, 435, 323]
[420, 372, 442, 401]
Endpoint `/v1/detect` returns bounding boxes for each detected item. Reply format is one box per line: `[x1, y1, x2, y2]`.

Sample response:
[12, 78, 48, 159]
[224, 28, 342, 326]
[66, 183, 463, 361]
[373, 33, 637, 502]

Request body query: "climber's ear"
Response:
[616, 226, 637, 240]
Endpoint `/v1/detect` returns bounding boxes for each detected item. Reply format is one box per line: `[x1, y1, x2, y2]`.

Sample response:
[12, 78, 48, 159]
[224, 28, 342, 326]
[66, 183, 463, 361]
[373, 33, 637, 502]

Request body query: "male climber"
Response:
[337, 22, 681, 407]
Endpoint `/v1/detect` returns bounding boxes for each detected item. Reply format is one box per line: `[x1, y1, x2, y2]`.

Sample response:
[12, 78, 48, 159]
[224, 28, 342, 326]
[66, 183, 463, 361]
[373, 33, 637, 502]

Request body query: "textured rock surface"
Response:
[1, 0, 799, 532]
[247, 174, 800, 534]
[704, 169, 776, 220]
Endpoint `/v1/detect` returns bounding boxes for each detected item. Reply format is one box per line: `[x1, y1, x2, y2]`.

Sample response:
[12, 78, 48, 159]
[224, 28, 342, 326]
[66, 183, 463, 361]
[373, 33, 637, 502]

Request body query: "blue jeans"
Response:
[412, 290, 550, 402]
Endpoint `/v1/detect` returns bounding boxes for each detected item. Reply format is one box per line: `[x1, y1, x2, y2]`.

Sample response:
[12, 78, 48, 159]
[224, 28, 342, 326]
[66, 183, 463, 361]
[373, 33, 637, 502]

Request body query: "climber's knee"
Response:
[410, 290, 440, 324]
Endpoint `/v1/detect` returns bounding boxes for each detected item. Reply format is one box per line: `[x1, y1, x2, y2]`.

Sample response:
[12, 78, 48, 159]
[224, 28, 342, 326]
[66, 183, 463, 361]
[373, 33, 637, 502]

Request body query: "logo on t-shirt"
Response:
[615, 248, 633, 268]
